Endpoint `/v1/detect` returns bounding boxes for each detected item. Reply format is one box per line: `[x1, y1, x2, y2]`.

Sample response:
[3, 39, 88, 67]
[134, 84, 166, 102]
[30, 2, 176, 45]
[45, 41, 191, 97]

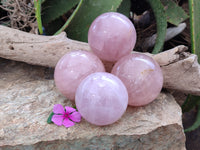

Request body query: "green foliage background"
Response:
[39, 0, 188, 47]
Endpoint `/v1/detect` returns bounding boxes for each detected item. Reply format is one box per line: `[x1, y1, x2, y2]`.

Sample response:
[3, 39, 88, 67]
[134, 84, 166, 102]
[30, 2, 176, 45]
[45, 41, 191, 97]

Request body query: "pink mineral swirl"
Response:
[54, 50, 105, 100]
[112, 53, 163, 106]
[88, 12, 137, 62]
[75, 72, 128, 126]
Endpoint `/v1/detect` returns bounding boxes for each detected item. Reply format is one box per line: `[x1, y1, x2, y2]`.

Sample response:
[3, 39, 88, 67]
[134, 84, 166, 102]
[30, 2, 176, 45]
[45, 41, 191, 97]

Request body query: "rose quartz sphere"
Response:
[75, 72, 128, 126]
[88, 12, 137, 62]
[54, 50, 105, 100]
[111, 53, 163, 106]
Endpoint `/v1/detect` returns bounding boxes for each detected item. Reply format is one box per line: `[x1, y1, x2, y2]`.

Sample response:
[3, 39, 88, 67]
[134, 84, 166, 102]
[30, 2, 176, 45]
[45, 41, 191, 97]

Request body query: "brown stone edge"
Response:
[1, 123, 185, 150]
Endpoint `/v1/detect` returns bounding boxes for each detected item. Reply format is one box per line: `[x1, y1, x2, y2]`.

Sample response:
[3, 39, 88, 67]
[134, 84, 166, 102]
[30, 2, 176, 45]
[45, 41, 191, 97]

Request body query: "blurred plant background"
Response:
[0, 0, 200, 149]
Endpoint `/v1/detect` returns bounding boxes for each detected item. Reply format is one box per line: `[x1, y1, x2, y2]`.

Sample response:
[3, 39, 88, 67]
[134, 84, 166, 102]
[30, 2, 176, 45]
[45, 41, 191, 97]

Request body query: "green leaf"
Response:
[147, 0, 167, 54]
[54, 0, 83, 35]
[41, 0, 46, 3]
[34, 0, 43, 34]
[44, 17, 65, 35]
[184, 0, 200, 132]
[182, 95, 200, 113]
[117, 0, 131, 17]
[47, 112, 54, 124]
[72, 105, 77, 110]
[185, 102, 200, 132]
[65, 0, 123, 42]
[42, 0, 79, 25]
[161, 0, 188, 26]
[189, 0, 200, 63]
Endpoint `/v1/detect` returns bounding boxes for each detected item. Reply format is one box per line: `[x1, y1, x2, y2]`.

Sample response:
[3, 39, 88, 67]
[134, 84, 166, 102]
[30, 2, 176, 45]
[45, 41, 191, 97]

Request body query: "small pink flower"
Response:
[51, 104, 81, 128]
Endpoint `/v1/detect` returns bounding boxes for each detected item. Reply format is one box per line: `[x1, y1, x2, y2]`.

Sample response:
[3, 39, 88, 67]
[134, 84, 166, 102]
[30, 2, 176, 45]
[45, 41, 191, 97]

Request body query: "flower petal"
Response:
[69, 112, 81, 122]
[53, 104, 65, 114]
[63, 118, 75, 128]
[52, 114, 64, 126]
[65, 106, 76, 114]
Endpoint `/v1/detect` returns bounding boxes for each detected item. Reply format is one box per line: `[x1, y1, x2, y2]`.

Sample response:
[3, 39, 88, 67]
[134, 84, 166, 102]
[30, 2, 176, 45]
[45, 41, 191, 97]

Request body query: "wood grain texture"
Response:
[0, 25, 200, 96]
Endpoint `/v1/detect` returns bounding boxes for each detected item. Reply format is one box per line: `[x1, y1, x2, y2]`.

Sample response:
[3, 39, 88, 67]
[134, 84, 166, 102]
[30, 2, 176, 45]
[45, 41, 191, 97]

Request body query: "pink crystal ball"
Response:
[111, 53, 163, 106]
[88, 12, 137, 62]
[75, 72, 128, 126]
[54, 50, 105, 100]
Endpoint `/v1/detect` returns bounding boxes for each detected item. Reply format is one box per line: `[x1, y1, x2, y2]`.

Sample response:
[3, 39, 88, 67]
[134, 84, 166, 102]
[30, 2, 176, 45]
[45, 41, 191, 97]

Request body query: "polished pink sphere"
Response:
[111, 53, 163, 106]
[88, 12, 137, 62]
[75, 72, 128, 126]
[54, 50, 105, 100]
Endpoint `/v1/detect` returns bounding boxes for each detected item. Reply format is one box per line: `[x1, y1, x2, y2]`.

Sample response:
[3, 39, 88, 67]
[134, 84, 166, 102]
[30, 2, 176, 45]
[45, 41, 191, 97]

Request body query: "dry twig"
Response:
[0, 0, 37, 33]
[0, 25, 200, 96]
